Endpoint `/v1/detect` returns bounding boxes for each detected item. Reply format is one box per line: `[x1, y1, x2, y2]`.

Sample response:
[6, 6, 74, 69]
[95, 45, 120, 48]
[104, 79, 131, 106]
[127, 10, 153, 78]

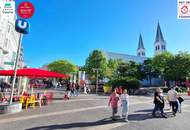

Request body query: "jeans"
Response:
[170, 101, 178, 114]
[152, 104, 164, 116]
[121, 100, 129, 115]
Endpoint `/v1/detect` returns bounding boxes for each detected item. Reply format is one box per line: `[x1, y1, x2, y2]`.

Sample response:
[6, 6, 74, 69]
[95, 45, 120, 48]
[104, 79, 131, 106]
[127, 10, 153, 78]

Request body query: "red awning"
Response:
[0, 68, 69, 78]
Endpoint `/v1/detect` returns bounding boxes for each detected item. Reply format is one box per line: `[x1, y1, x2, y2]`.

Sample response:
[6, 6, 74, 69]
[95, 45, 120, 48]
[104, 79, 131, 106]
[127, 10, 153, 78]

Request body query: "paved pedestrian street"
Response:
[0, 92, 190, 130]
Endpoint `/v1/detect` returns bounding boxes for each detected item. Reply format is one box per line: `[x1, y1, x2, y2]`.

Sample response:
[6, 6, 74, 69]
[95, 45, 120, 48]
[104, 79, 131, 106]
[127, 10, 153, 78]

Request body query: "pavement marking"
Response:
[0, 100, 152, 124]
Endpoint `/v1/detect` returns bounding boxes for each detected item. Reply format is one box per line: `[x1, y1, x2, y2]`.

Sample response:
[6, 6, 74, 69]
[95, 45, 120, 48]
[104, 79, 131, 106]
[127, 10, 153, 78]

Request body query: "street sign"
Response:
[0, 1, 15, 20]
[4, 62, 14, 66]
[15, 19, 30, 34]
[17, 1, 35, 19]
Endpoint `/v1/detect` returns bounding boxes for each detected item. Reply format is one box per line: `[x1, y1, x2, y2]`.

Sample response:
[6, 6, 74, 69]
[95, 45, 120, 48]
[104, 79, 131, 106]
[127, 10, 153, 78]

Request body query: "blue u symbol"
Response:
[15, 19, 30, 34]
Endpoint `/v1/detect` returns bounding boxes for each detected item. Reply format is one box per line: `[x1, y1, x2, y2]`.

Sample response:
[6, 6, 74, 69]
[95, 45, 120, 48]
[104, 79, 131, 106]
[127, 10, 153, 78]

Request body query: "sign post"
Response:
[9, 33, 23, 105]
[9, 1, 34, 105]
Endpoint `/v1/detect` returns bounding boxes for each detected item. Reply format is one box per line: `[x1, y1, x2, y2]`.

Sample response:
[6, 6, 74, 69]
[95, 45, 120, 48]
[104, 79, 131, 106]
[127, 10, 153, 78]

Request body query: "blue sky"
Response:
[16, 0, 190, 67]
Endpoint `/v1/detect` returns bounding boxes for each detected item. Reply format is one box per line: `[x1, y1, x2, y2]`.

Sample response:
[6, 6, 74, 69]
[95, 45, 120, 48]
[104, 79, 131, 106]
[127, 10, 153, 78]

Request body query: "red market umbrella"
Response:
[0, 68, 69, 78]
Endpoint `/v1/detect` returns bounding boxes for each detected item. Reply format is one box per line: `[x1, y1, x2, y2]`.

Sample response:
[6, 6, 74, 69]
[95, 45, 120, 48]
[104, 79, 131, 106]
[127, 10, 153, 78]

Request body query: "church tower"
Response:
[137, 34, 146, 57]
[154, 22, 166, 55]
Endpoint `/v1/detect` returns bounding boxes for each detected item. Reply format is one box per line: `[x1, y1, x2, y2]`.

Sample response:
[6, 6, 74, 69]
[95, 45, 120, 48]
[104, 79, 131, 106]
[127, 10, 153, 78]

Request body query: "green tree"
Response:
[152, 52, 174, 79]
[106, 59, 121, 79]
[165, 52, 190, 83]
[84, 50, 107, 79]
[47, 60, 78, 74]
[142, 58, 158, 86]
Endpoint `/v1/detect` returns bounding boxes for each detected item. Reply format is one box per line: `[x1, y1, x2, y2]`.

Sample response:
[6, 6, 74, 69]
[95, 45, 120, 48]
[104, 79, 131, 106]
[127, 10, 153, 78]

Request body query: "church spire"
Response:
[137, 34, 146, 57]
[154, 22, 166, 55]
[155, 22, 165, 43]
[138, 34, 145, 49]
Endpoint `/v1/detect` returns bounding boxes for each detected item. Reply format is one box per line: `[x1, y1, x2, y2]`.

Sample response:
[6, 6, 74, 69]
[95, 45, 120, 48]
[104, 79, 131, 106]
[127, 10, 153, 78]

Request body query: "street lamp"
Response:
[92, 68, 101, 94]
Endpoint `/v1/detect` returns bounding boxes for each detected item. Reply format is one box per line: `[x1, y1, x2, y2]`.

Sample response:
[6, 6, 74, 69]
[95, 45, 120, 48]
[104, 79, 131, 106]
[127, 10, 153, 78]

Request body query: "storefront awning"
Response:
[0, 68, 69, 78]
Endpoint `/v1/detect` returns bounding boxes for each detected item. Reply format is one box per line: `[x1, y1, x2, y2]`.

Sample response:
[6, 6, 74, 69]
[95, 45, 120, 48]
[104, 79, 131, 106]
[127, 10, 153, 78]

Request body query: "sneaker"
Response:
[161, 115, 167, 118]
[111, 117, 116, 121]
[125, 119, 129, 122]
[173, 112, 176, 116]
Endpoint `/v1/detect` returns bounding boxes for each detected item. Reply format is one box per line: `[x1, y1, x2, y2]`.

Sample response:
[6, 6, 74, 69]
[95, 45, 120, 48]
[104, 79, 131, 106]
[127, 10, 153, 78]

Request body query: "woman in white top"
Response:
[120, 89, 129, 122]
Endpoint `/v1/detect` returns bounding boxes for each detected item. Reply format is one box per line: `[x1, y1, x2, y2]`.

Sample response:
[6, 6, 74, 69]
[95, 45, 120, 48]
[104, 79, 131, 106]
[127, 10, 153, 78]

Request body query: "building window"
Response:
[138, 52, 140, 56]
[156, 46, 157, 50]
[158, 45, 160, 50]
[161, 45, 164, 50]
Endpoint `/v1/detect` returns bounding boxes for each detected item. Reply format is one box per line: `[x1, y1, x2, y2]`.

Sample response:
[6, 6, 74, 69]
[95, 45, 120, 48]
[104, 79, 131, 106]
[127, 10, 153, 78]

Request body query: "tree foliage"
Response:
[141, 58, 159, 85]
[84, 50, 107, 79]
[165, 52, 190, 81]
[106, 59, 121, 79]
[152, 52, 174, 79]
[47, 60, 78, 74]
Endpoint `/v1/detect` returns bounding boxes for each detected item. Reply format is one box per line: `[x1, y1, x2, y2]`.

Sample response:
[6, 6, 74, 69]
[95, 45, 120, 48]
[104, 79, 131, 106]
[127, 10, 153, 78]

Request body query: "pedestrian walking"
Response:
[63, 91, 69, 100]
[152, 88, 167, 118]
[75, 82, 80, 96]
[108, 89, 120, 120]
[70, 82, 75, 97]
[120, 89, 129, 122]
[177, 96, 184, 113]
[167, 86, 179, 116]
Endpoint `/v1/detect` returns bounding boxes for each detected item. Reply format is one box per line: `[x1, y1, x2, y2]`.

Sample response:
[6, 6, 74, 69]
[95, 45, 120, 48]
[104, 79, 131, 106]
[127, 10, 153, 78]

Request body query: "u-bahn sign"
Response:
[17, 1, 35, 19]
[15, 19, 30, 34]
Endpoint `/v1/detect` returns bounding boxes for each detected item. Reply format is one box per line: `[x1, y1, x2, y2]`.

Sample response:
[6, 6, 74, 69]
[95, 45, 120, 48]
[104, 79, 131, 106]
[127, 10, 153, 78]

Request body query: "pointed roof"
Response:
[138, 34, 145, 49]
[155, 22, 165, 43]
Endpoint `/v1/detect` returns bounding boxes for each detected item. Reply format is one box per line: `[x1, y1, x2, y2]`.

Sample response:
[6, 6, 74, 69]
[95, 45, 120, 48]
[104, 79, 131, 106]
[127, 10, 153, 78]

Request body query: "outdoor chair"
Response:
[19, 95, 25, 104]
[19, 95, 26, 108]
[25, 94, 36, 109]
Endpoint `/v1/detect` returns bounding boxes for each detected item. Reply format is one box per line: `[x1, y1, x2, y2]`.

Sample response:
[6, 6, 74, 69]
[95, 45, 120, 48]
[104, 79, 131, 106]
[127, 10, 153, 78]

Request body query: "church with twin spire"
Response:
[105, 22, 167, 63]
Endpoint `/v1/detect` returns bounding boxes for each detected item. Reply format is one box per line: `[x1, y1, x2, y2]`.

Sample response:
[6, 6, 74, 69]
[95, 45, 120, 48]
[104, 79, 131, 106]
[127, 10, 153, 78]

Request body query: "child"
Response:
[108, 89, 120, 120]
[120, 89, 129, 122]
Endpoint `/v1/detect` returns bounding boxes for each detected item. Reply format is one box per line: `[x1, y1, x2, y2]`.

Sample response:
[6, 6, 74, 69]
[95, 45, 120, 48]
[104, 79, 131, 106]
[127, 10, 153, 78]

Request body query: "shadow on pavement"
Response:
[135, 109, 153, 113]
[53, 97, 64, 100]
[134, 108, 176, 119]
[128, 113, 153, 121]
[26, 111, 175, 130]
[26, 117, 124, 130]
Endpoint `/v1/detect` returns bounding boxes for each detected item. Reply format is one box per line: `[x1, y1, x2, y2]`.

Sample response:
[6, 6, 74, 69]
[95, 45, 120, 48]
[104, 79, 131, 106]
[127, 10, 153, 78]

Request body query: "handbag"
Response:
[178, 97, 184, 103]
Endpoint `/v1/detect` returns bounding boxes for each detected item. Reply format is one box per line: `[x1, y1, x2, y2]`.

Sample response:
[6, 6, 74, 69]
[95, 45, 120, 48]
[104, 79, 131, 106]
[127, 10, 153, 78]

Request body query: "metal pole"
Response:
[17, 77, 22, 96]
[96, 70, 98, 94]
[9, 33, 23, 105]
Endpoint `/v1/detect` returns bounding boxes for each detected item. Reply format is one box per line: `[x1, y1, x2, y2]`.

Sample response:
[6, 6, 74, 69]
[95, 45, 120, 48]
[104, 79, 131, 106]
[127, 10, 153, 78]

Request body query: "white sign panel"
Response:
[178, 0, 190, 19]
[0, 1, 15, 20]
